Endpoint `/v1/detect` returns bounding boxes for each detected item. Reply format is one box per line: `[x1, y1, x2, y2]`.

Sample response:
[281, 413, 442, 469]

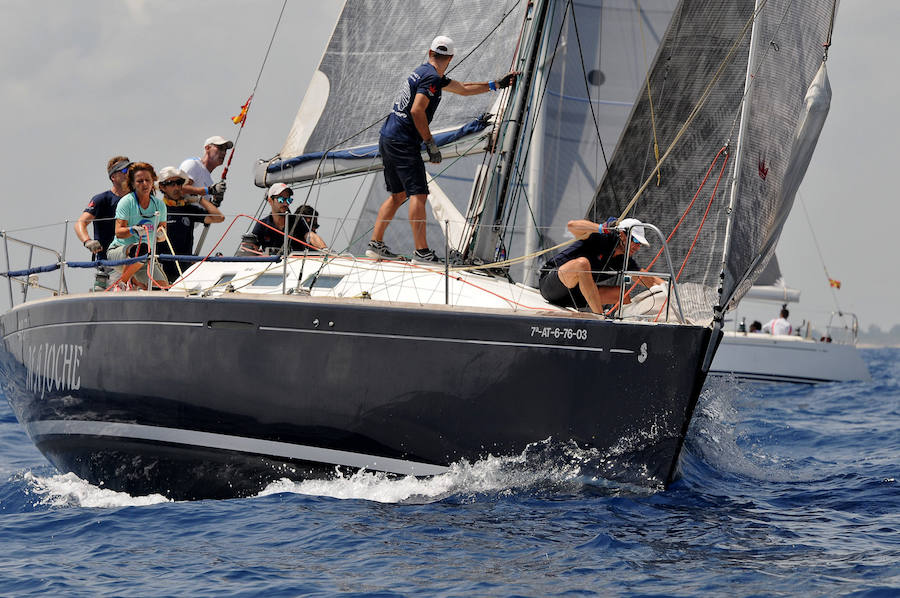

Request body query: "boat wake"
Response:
[258, 438, 661, 504]
[685, 376, 804, 483]
[11, 437, 665, 507]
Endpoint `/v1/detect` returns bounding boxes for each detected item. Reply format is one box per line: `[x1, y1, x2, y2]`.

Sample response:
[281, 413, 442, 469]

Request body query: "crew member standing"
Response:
[366, 35, 518, 263]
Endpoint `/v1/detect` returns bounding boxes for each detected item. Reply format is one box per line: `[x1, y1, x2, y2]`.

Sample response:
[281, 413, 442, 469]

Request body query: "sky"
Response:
[0, 1, 897, 330]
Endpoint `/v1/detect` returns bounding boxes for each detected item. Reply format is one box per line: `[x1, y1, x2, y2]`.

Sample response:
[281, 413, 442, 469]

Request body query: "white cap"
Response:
[430, 35, 455, 56]
[267, 182, 293, 198]
[617, 218, 649, 246]
[204, 135, 234, 149]
[158, 166, 189, 183]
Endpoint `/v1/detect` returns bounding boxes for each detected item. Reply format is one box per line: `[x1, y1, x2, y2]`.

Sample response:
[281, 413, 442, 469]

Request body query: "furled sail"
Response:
[586, 0, 835, 324]
[255, 0, 527, 187]
[743, 255, 801, 302]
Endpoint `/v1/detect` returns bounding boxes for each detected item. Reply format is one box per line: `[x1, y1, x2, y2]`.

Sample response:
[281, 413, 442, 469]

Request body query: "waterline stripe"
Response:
[29, 420, 449, 476]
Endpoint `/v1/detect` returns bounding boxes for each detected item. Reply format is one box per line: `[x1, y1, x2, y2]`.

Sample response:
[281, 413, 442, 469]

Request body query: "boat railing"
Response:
[1, 230, 68, 305]
[825, 311, 860, 345]
[3, 214, 688, 322]
[612, 222, 686, 323]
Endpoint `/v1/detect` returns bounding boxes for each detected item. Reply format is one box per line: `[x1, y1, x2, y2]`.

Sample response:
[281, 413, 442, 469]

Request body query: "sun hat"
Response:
[158, 166, 189, 183]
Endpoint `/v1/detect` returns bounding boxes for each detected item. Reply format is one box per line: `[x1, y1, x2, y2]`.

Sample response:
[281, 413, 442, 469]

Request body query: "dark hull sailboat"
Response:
[1, 291, 713, 500]
[1, 0, 837, 500]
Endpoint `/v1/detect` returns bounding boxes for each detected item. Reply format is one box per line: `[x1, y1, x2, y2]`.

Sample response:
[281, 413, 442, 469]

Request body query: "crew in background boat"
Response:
[179, 136, 230, 206]
[763, 307, 793, 335]
[74, 156, 131, 290]
[106, 162, 168, 289]
[366, 35, 518, 263]
[539, 218, 665, 315]
[246, 183, 296, 253]
[290, 204, 327, 251]
[749, 320, 763, 333]
[157, 166, 224, 282]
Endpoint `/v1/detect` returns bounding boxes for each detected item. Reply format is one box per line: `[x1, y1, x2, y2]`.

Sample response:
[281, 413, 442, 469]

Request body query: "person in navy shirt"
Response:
[75, 155, 131, 260]
[539, 218, 665, 314]
[366, 35, 518, 263]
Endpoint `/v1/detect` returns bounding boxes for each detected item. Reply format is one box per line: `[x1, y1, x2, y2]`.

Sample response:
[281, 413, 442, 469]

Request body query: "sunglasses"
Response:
[160, 179, 186, 187]
[274, 195, 293, 204]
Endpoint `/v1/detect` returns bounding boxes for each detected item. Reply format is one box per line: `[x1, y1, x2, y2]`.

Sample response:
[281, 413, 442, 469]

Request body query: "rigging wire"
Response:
[613, 3, 762, 223]
[568, 1, 618, 207]
[636, 0, 662, 186]
[796, 192, 843, 312]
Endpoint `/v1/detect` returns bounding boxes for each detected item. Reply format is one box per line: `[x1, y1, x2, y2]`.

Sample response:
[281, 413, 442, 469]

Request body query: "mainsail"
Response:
[255, 0, 527, 186]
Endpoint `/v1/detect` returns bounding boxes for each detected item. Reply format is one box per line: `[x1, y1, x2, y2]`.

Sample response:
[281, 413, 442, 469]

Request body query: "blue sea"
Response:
[1, 349, 897, 597]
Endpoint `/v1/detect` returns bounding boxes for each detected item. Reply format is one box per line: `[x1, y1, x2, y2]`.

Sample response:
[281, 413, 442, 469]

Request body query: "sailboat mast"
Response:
[523, 5, 553, 286]
[471, 0, 551, 262]
[716, 0, 763, 311]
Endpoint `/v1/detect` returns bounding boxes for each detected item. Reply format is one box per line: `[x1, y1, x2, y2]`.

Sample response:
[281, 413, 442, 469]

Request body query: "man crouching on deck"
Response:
[539, 218, 665, 314]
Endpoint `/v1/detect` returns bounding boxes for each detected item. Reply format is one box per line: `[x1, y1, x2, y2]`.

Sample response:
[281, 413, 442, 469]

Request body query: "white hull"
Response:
[710, 331, 871, 384]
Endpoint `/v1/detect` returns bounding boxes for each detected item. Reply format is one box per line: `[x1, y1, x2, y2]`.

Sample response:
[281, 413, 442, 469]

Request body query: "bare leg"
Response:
[408, 193, 428, 250]
[557, 257, 627, 314]
[372, 192, 406, 242]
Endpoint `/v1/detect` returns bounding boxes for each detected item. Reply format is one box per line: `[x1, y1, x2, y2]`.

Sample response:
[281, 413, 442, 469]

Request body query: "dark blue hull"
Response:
[1, 293, 716, 500]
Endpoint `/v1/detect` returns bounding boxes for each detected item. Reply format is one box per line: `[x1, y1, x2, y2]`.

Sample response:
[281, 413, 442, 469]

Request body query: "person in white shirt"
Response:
[763, 307, 793, 336]
[180, 135, 231, 206]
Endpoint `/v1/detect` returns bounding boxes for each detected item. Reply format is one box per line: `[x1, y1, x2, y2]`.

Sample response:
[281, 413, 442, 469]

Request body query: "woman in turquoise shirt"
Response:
[106, 162, 168, 289]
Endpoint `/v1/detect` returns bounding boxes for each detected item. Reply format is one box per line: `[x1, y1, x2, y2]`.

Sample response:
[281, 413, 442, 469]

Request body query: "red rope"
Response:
[602, 146, 729, 318]
[650, 150, 730, 322]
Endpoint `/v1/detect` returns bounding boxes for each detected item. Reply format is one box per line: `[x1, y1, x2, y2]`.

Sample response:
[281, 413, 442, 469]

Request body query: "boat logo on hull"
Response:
[638, 342, 648, 363]
[24, 342, 83, 398]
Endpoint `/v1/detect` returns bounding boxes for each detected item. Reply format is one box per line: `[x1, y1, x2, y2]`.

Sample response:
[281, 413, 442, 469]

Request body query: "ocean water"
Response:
[0, 350, 897, 597]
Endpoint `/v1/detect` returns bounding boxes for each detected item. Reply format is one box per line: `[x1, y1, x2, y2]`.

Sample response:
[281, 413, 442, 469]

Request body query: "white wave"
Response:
[22, 471, 170, 508]
[257, 439, 655, 504]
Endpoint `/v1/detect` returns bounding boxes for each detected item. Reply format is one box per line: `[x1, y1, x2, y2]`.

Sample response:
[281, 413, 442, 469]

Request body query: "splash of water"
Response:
[21, 471, 170, 508]
[258, 438, 659, 503]
[686, 376, 804, 483]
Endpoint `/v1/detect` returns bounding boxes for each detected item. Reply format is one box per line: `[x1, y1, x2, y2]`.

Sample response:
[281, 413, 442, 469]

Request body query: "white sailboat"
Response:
[1, 0, 840, 499]
[710, 255, 871, 383]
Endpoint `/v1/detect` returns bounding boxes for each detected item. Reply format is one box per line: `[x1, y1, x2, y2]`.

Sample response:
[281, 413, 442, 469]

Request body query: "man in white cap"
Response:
[538, 218, 665, 314]
[366, 35, 519, 263]
[157, 166, 224, 281]
[179, 136, 231, 206]
[247, 183, 295, 253]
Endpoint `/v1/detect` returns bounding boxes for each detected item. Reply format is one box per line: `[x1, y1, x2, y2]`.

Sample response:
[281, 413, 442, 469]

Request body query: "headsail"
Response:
[586, 0, 835, 324]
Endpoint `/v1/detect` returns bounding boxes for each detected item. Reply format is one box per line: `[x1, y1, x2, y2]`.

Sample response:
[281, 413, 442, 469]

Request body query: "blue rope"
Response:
[1, 255, 282, 278]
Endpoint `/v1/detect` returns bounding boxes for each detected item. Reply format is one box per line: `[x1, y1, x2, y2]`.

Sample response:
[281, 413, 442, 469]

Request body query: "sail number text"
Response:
[530, 326, 588, 341]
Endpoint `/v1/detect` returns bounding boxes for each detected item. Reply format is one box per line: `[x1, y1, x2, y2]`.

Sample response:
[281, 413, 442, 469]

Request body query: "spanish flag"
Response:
[232, 95, 252, 125]
[829, 278, 841, 289]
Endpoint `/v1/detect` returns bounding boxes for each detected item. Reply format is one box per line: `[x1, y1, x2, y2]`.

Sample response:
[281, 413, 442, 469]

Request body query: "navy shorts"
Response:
[539, 270, 587, 308]
[380, 135, 429, 196]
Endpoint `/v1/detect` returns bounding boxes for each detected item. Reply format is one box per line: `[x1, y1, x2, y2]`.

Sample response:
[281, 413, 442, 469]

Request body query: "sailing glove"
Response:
[83, 239, 102, 253]
[208, 180, 227, 198]
[496, 72, 518, 89]
[425, 140, 442, 164]
[601, 217, 617, 234]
